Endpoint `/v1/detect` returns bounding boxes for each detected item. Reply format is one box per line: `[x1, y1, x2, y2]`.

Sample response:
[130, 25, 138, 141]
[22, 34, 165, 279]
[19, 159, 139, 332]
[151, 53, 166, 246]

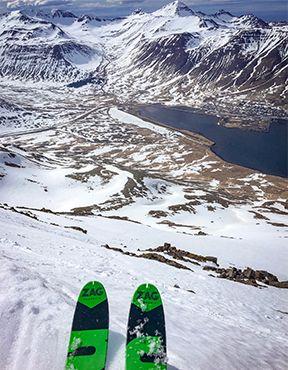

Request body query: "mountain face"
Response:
[154, 0, 196, 17]
[0, 11, 103, 83]
[0, 1, 287, 107]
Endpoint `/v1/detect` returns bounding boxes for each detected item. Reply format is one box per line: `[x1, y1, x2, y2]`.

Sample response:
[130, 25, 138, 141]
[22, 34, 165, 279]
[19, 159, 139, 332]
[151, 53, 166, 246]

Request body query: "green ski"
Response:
[126, 283, 167, 370]
[65, 281, 109, 370]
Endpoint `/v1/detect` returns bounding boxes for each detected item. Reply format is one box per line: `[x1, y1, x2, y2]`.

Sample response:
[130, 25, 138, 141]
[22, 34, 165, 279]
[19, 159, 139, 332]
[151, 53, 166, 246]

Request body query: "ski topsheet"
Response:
[126, 283, 167, 370]
[66, 281, 109, 370]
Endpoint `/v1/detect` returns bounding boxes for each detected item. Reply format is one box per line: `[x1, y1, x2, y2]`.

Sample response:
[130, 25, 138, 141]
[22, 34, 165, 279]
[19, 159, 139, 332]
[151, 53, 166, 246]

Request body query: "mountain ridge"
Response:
[0, 1, 287, 110]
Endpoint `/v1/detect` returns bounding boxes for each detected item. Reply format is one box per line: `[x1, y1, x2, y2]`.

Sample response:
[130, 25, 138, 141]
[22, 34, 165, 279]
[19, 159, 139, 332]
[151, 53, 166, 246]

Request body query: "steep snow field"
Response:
[0, 208, 288, 370]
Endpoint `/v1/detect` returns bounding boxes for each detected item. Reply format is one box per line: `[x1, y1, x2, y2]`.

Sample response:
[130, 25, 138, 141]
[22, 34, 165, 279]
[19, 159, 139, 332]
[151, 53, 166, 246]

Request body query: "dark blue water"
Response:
[138, 105, 288, 178]
[67, 76, 104, 88]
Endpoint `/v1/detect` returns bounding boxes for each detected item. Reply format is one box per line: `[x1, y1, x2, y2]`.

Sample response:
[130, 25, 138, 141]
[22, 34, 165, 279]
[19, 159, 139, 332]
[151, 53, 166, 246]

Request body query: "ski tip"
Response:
[77, 281, 107, 309]
[132, 283, 163, 312]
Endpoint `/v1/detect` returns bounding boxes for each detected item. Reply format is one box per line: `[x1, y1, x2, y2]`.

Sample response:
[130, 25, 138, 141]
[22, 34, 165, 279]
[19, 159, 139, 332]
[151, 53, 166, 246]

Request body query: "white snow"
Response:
[0, 206, 287, 370]
[109, 107, 173, 136]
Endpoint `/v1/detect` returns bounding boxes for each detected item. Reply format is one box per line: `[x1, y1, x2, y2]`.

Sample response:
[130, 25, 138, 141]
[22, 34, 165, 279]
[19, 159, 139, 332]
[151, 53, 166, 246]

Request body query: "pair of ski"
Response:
[66, 281, 167, 369]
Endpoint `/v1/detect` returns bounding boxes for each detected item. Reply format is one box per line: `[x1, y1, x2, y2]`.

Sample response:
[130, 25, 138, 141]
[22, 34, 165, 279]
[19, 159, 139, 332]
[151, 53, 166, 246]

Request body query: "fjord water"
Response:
[138, 105, 288, 178]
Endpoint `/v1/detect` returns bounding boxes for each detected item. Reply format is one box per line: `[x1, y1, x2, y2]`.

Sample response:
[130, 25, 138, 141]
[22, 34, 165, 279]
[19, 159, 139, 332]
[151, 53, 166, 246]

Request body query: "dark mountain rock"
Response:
[51, 9, 76, 19]
[214, 9, 234, 18]
[0, 41, 97, 82]
[203, 265, 287, 288]
[135, 33, 194, 74]
[77, 15, 102, 23]
[236, 14, 270, 29]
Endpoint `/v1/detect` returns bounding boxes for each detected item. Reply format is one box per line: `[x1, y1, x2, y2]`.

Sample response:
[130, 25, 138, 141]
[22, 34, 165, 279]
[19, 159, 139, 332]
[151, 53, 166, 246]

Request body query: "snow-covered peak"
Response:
[154, 1, 195, 17]
[0, 10, 68, 42]
[51, 9, 76, 19]
[214, 9, 234, 17]
[4, 10, 31, 23]
[213, 9, 234, 21]
[234, 14, 269, 28]
[77, 14, 102, 23]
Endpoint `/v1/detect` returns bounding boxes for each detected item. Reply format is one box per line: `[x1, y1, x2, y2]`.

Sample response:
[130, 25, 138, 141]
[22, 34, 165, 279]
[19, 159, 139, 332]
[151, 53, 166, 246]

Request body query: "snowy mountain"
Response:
[0, 1, 286, 105]
[153, 0, 196, 17]
[101, 1, 286, 106]
[0, 11, 103, 83]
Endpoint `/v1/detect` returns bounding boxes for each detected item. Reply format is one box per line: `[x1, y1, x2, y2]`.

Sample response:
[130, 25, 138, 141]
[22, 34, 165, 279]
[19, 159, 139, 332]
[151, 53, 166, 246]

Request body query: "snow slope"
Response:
[0, 207, 288, 370]
[0, 102, 288, 368]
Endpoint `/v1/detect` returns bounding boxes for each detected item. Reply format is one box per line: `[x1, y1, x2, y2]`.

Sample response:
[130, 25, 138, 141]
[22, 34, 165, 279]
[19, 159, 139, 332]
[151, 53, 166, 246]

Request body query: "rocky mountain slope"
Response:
[0, 10, 103, 83]
[0, 1, 287, 108]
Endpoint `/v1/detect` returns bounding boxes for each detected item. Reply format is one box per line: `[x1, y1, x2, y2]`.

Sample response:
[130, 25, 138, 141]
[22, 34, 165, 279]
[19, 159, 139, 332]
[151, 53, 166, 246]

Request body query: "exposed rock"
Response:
[140, 253, 192, 271]
[102, 244, 137, 257]
[203, 266, 286, 288]
[145, 244, 218, 266]
[205, 256, 218, 264]
[255, 270, 278, 284]
[197, 231, 208, 236]
[226, 267, 239, 279]
[4, 162, 23, 168]
[102, 244, 192, 270]
[64, 226, 87, 234]
[243, 267, 255, 279]
[269, 281, 288, 289]
[149, 210, 169, 218]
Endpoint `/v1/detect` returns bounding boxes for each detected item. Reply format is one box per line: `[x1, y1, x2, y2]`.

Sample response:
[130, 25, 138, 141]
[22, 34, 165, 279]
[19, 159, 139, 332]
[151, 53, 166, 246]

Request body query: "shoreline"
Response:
[125, 103, 288, 180]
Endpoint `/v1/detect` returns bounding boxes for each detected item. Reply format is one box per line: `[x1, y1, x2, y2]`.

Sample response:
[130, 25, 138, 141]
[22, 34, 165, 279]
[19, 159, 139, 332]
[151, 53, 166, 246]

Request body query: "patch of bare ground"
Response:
[101, 215, 141, 224]
[0, 203, 39, 220]
[0, 204, 89, 234]
[66, 166, 116, 184]
[71, 199, 134, 215]
[93, 197, 133, 212]
[102, 244, 192, 271]
[249, 211, 270, 220]
[257, 200, 288, 215]
[64, 226, 87, 234]
[121, 177, 147, 198]
[267, 222, 288, 227]
[26, 178, 39, 184]
[157, 220, 201, 232]
[70, 205, 95, 216]
[168, 202, 197, 214]
[148, 210, 169, 218]
[4, 162, 24, 168]
[142, 243, 217, 265]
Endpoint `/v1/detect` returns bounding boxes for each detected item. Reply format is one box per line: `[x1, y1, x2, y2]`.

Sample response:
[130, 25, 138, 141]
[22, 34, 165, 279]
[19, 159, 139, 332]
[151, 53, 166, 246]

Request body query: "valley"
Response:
[0, 1, 287, 369]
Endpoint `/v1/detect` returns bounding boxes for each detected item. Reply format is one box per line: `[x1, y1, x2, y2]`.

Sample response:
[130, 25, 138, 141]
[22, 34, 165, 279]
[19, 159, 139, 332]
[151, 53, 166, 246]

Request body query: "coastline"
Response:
[125, 103, 288, 180]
